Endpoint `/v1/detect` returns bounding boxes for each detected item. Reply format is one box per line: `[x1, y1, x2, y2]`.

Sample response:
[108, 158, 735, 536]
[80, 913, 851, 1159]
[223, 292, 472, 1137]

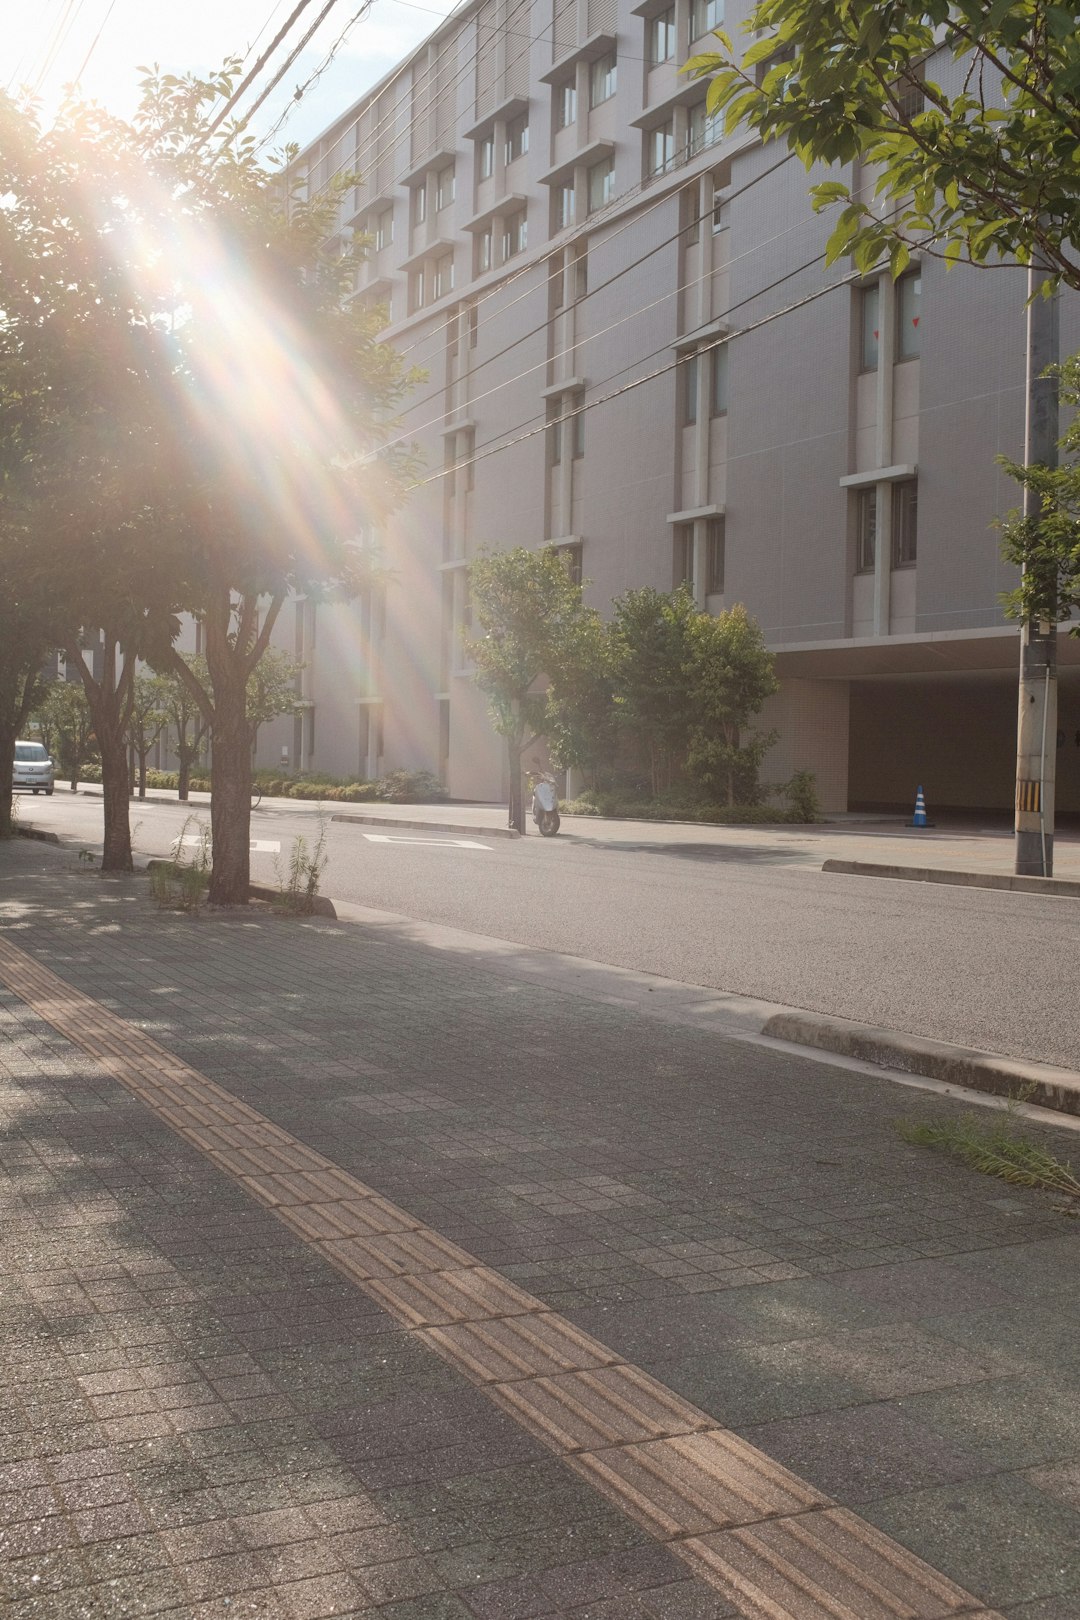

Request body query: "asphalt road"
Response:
[20, 788, 1080, 1069]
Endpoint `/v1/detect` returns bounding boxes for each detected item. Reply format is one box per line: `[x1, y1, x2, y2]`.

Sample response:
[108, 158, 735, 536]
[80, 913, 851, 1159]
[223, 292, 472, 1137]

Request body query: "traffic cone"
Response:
[908, 785, 934, 828]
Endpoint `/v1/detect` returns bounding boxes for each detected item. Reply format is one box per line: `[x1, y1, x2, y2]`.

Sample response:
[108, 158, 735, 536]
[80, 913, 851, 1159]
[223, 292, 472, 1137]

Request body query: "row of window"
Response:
[647, 0, 723, 65]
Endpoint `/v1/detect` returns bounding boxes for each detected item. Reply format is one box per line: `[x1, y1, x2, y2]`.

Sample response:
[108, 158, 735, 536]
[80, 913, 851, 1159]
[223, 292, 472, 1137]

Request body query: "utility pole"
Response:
[1014, 263, 1059, 877]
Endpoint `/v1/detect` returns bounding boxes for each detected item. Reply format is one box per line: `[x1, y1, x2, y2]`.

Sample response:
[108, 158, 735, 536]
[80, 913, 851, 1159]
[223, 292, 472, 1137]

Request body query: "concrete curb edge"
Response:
[822, 857, 1080, 898]
[761, 1010, 1080, 1117]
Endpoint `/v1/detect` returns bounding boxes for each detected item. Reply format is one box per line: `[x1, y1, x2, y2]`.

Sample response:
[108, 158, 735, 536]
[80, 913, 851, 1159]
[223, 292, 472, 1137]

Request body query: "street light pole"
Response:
[1014, 263, 1059, 877]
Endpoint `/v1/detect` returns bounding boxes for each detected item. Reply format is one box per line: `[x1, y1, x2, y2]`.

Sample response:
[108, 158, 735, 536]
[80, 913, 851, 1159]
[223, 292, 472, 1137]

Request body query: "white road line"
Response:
[362, 833, 492, 850]
[175, 835, 281, 853]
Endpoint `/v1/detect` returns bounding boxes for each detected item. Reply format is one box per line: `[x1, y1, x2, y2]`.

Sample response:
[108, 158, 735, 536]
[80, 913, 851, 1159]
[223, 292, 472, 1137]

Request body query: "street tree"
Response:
[689, 1, 1080, 288]
[608, 587, 699, 798]
[1001, 352, 1080, 631]
[151, 658, 209, 801]
[33, 679, 97, 792]
[545, 613, 619, 790]
[127, 675, 168, 799]
[0, 526, 56, 835]
[1, 70, 413, 900]
[467, 548, 602, 832]
[684, 603, 779, 807]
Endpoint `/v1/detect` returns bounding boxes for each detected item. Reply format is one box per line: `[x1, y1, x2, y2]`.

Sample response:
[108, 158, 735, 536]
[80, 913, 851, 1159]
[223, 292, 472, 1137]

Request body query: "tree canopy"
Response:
[690, 1, 1080, 287]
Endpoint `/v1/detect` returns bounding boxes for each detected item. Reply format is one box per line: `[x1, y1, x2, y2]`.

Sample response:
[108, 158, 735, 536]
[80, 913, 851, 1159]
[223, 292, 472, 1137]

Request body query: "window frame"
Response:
[589, 52, 617, 108]
[673, 524, 695, 590]
[478, 134, 495, 180]
[556, 80, 577, 129]
[648, 119, 676, 177]
[896, 271, 922, 361]
[710, 344, 728, 417]
[504, 112, 530, 165]
[856, 488, 877, 573]
[689, 0, 723, 42]
[891, 480, 918, 568]
[860, 281, 880, 373]
[502, 207, 528, 261]
[435, 165, 456, 210]
[647, 7, 675, 65]
[682, 352, 700, 426]
[705, 517, 725, 595]
[586, 156, 615, 215]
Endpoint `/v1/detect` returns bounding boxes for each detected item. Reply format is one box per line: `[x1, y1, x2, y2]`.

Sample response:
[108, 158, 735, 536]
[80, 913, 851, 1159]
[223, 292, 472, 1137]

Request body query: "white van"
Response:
[14, 741, 55, 795]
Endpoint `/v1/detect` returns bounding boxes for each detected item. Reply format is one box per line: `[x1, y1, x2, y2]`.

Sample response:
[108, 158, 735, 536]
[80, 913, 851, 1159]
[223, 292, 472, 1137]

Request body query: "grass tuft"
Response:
[897, 1105, 1080, 1205]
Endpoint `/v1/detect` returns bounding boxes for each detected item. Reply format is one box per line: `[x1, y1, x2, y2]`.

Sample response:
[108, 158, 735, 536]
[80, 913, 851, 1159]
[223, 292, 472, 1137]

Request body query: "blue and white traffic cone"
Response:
[909, 785, 929, 828]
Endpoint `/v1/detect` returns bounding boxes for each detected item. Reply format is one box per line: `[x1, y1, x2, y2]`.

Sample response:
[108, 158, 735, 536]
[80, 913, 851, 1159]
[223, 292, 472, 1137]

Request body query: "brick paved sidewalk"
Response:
[2, 840, 1079, 1619]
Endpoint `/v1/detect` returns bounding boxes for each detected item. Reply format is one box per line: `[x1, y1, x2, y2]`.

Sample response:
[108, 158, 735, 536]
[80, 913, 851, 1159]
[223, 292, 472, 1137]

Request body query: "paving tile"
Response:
[567, 1429, 829, 1538]
[680, 1506, 985, 1620]
[489, 1367, 713, 1454]
[420, 1313, 622, 1384]
[358, 1268, 543, 1328]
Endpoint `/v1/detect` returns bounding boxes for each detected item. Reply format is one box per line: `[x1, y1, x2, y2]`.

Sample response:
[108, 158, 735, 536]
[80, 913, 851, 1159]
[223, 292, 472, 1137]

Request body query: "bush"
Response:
[784, 769, 822, 823]
[561, 789, 804, 826]
[79, 763, 103, 783]
[375, 769, 448, 803]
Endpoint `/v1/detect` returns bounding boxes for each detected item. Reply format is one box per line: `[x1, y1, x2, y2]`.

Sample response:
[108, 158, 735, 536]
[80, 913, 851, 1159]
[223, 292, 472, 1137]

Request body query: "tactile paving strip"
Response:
[0, 934, 1002, 1620]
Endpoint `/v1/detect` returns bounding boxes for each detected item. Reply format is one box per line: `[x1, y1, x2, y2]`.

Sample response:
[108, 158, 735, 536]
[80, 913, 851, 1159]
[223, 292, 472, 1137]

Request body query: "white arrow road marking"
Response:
[174, 835, 280, 853]
[362, 833, 491, 850]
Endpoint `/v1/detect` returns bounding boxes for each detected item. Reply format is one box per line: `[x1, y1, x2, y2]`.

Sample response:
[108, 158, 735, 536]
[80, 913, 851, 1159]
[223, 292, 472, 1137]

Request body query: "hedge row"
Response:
[80, 765, 448, 804]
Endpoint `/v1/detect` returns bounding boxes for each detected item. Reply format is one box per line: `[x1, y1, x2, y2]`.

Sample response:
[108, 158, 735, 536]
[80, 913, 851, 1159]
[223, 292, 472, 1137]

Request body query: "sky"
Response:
[4, 0, 461, 154]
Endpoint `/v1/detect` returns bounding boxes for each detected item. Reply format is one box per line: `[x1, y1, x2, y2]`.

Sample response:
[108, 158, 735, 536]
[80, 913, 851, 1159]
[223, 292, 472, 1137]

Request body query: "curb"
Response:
[331, 813, 519, 840]
[822, 858, 1080, 897]
[761, 1010, 1080, 1117]
[15, 826, 61, 846]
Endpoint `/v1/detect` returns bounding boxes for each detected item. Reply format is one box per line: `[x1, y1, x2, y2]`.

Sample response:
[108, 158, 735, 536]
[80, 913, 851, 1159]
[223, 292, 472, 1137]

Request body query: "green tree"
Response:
[1, 70, 413, 900]
[690, 1, 1080, 287]
[1000, 353, 1080, 630]
[242, 648, 303, 747]
[33, 679, 96, 792]
[127, 675, 168, 800]
[467, 548, 602, 832]
[0, 532, 56, 835]
[546, 614, 619, 790]
[684, 604, 779, 807]
[151, 658, 209, 802]
[609, 586, 699, 797]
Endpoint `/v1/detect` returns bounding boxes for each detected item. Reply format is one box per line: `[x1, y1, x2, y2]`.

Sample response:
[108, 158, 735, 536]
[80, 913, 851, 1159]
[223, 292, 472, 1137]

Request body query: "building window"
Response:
[411, 267, 425, 311]
[548, 399, 564, 464]
[892, 479, 918, 567]
[502, 207, 527, 260]
[856, 488, 876, 573]
[754, 42, 796, 90]
[556, 81, 577, 129]
[469, 302, 479, 346]
[648, 121, 675, 177]
[574, 243, 588, 298]
[690, 0, 723, 40]
[479, 135, 495, 179]
[411, 185, 426, 225]
[556, 183, 575, 229]
[681, 352, 699, 424]
[476, 229, 493, 273]
[894, 73, 924, 122]
[505, 113, 529, 164]
[590, 53, 617, 107]
[896, 271, 921, 360]
[684, 186, 701, 247]
[710, 344, 728, 416]
[558, 542, 583, 585]
[712, 181, 729, 233]
[374, 207, 394, 251]
[648, 7, 675, 64]
[860, 282, 880, 372]
[432, 252, 455, 300]
[687, 99, 722, 156]
[706, 518, 725, 594]
[587, 156, 615, 214]
[436, 164, 455, 209]
[673, 524, 694, 589]
[571, 392, 585, 458]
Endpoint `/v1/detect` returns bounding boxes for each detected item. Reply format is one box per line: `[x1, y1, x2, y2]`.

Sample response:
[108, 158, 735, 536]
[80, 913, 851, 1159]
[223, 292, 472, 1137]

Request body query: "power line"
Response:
[252, 0, 388, 154]
[388, 151, 796, 445]
[415, 265, 860, 489]
[229, 0, 345, 142]
[71, 0, 120, 89]
[204, 0, 323, 140]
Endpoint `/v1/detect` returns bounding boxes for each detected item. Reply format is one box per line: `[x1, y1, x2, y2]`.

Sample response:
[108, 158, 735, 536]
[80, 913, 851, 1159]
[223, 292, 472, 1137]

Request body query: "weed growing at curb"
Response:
[897, 1098, 1080, 1210]
[273, 808, 328, 915]
[149, 817, 211, 912]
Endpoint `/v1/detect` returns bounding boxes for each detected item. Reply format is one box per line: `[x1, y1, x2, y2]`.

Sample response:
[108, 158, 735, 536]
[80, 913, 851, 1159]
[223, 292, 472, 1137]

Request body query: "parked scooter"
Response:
[529, 773, 561, 836]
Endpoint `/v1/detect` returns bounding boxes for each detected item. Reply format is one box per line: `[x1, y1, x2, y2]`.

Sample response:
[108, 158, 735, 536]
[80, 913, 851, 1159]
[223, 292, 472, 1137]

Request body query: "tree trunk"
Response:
[207, 670, 252, 905]
[99, 719, 132, 870]
[507, 737, 525, 835]
[178, 752, 190, 801]
[0, 724, 16, 838]
[138, 750, 148, 798]
[70, 636, 134, 873]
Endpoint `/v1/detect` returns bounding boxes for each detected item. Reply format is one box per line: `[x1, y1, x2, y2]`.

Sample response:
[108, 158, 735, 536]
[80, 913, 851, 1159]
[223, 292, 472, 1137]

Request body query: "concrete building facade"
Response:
[246, 0, 1080, 813]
